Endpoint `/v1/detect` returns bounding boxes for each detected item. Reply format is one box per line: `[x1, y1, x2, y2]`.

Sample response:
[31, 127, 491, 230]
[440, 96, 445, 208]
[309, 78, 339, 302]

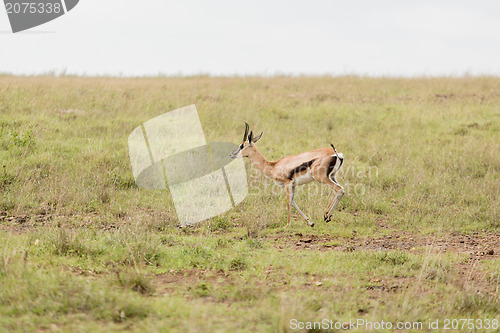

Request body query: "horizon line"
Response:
[1, 71, 500, 79]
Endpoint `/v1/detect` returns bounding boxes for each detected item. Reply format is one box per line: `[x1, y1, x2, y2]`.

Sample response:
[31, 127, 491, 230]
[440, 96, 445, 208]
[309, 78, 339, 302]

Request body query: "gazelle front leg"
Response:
[289, 184, 315, 227]
[292, 201, 315, 227]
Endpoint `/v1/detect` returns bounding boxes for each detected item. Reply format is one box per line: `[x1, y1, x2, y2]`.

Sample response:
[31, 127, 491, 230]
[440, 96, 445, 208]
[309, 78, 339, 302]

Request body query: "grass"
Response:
[0, 75, 499, 332]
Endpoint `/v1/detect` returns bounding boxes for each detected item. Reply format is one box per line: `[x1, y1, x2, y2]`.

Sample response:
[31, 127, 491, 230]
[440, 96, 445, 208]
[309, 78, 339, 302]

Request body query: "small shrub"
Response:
[107, 173, 137, 189]
[115, 270, 155, 295]
[246, 238, 263, 249]
[215, 238, 233, 249]
[245, 217, 268, 238]
[455, 292, 498, 314]
[49, 228, 104, 259]
[10, 127, 36, 150]
[191, 282, 211, 298]
[0, 164, 16, 190]
[227, 285, 260, 301]
[53, 228, 86, 256]
[229, 257, 247, 271]
[377, 251, 409, 266]
[209, 217, 232, 232]
[422, 257, 450, 282]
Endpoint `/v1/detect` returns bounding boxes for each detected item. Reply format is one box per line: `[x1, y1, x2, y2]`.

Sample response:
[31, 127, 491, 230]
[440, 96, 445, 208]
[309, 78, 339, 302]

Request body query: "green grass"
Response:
[0, 75, 499, 332]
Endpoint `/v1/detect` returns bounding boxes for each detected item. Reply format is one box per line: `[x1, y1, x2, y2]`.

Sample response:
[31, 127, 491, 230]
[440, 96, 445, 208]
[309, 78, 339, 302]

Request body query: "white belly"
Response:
[294, 171, 314, 185]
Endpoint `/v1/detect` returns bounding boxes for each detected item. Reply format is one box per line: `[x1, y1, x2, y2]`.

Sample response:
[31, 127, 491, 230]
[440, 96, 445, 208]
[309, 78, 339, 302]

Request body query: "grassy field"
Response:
[0, 75, 499, 332]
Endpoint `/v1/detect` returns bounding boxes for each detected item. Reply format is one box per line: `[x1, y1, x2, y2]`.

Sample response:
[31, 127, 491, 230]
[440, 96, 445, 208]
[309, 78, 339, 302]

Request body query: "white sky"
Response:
[1, 0, 499, 77]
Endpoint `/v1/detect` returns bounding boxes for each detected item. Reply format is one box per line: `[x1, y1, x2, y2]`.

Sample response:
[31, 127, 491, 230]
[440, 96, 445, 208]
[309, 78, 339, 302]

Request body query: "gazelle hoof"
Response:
[324, 215, 331, 223]
[309, 222, 315, 228]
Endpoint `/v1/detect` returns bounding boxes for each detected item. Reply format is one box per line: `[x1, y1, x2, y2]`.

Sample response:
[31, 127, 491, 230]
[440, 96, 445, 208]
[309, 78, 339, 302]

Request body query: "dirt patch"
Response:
[272, 231, 499, 259]
[154, 269, 233, 294]
[0, 210, 174, 233]
[0, 212, 57, 233]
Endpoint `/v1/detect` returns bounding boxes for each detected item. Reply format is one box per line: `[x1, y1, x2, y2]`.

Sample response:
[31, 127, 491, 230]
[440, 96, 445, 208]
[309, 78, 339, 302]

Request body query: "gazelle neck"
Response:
[247, 145, 274, 178]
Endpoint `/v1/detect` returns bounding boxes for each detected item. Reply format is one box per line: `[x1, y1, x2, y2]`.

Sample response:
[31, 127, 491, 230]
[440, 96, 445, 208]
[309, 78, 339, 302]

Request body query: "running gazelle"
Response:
[230, 123, 344, 227]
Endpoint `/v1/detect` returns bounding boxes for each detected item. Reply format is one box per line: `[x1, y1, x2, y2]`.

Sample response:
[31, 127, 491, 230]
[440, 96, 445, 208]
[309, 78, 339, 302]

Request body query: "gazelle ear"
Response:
[248, 131, 253, 143]
[252, 131, 263, 143]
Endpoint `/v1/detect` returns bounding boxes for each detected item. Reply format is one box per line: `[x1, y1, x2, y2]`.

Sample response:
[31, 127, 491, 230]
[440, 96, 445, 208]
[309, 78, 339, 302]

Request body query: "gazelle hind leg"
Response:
[326, 188, 344, 218]
[311, 157, 344, 223]
[325, 177, 344, 221]
[317, 171, 344, 222]
[323, 191, 338, 222]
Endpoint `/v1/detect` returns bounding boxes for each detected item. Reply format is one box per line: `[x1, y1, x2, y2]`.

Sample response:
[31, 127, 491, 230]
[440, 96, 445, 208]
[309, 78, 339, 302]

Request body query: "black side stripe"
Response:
[288, 159, 315, 180]
[327, 156, 337, 177]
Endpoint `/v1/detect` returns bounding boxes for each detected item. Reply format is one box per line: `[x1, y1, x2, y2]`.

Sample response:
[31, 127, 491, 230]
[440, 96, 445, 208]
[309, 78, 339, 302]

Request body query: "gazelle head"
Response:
[230, 122, 263, 159]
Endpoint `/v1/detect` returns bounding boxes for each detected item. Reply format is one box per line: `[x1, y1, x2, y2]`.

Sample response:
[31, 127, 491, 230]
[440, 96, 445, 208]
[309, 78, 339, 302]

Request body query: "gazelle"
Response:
[230, 123, 344, 227]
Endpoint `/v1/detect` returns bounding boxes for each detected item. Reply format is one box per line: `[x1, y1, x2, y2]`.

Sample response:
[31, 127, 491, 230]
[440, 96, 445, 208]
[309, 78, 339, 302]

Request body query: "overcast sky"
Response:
[1, 0, 499, 77]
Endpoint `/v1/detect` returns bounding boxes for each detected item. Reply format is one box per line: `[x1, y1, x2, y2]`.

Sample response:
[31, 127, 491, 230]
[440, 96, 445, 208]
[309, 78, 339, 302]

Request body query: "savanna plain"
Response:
[0, 76, 499, 332]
